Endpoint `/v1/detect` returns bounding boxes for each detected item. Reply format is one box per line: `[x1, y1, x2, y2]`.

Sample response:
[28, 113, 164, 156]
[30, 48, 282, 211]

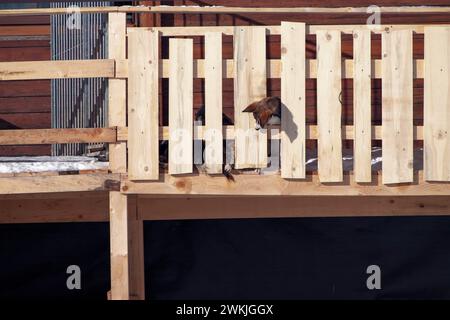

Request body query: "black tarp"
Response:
[1, 217, 450, 299]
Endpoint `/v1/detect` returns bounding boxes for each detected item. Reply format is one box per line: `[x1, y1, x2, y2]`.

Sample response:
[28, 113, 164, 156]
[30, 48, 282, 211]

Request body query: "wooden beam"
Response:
[0, 192, 108, 223]
[353, 29, 372, 182]
[0, 174, 119, 195]
[121, 172, 450, 196]
[128, 28, 160, 180]
[280, 22, 306, 179]
[382, 29, 414, 184]
[117, 125, 425, 142]
[136, 25, 450, 36]
[108, 12, 127, 174]
[138, 196, 450, 220]
[0, 128, 116, 145]
[0, 59, 115, 81]
[115, 58, 425, 79]
[110, 193, 145, 300]
[2, 6, 450, 16]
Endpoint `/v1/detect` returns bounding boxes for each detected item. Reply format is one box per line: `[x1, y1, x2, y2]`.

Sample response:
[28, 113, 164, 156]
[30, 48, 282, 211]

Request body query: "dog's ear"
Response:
[242, 102, 258, 113]
[258, 109, 273, 129]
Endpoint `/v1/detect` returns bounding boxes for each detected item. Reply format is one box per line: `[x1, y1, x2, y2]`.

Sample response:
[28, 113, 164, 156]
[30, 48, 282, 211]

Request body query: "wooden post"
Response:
[109, 193, 145, 300]
[108, 12, 127, 173]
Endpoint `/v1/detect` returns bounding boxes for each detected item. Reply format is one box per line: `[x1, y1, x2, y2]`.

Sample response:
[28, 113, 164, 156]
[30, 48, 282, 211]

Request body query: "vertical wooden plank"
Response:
[127, 196, 145, 300]
[382, 29, 413, 184]
[316, 30, 343, 182]
[424, 27, 450, 181]
[234, 26, 267, 169]
[280, 22, 306, 179]
[110, 192, 129, 300]
[353, 29, 372, 182]
[204, 32, 223, 174]
[169, 39, 193, 175]
[127, 29, 159, 180]
[110, 193, 145, 300]
[108, 13, 127, 173]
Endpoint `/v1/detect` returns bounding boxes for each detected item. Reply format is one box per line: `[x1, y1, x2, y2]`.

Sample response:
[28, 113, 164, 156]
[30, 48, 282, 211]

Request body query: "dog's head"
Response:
[242, 96, 281, 130]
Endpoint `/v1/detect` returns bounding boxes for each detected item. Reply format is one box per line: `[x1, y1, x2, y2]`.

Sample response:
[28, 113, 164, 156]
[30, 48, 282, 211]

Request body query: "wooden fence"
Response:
[0, 16, 449, 188]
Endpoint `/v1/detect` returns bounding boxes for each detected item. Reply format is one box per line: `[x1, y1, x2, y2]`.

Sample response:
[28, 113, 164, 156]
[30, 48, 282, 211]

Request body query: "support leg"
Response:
[109, 192, 145, 300]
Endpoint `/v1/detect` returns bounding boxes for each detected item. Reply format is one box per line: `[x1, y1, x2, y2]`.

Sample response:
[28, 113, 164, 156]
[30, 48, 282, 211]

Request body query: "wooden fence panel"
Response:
[280, 21, 306, 179]
[382, 29, 413, 184]
[353, 29, 372, 182]
[169, 38, 194, 175]
[127, 28, 159, 180]
[316, 30, 343, 182]
[424, 26, 450, 181]
[234, 26, 267, 169]
[204, 32, 223, 174]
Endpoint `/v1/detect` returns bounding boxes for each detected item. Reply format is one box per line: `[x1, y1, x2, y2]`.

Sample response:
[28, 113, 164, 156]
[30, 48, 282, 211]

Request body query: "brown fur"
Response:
[242, 96, 281, 129]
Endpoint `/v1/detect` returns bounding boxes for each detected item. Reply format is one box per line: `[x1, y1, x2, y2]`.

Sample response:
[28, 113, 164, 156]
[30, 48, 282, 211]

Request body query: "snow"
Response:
[0, 156, 108, 174]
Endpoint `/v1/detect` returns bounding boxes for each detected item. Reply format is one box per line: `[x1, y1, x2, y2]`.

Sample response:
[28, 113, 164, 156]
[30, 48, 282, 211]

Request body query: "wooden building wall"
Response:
[0, 15, 51, 156]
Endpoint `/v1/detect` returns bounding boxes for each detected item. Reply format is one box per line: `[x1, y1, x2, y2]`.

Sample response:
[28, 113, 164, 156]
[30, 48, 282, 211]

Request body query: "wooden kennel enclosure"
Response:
[1, 5, 450, 300]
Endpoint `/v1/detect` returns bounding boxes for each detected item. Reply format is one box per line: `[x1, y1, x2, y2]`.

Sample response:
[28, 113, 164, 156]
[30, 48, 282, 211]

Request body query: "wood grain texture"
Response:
[424, 26, 450, 181]
[204, 32, 223, 173]
[108, 13, 127, 174]
[382, 29, 413, 184]
[169, 38, 193, 174]
[280, 22, 306, 179]
[353, 29, 372, 182]
[128, 28, 159, 180]
[122, 171, 450, 196]
[0, 59, 114, 80]
[138, 196, 450, 220]
[316, 30, 343, 182]
[0, 128, 116, 145]
[233, 26, 267, 169]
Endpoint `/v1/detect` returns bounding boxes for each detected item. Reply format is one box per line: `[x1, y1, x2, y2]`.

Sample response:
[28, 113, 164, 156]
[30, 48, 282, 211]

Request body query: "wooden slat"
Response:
[141, 24, 450, 37]
[316, 30, 343, 182]
[0, 59, 114, 80]
[424, 27, 450, 181]
[127, 29, 159, 180]
[0, 192, 108, 223]
[280, 22, 305, 179]
[122, 171, 450, 196]
[0, 174, 119, 195]
[204, 32, 223, 174]
[0, 128, 116, 145]
[108, 12, 127, 174]
[116, 58, 426, 79]
[110, 192, 129, 300]
[234, 26, 267, 169]
[117, 125, 425, 142]
[2, 6, 450, 16]
[382, 29, 414, 184]
[169, 38, 193, 175]
[353, 29, 372, 182]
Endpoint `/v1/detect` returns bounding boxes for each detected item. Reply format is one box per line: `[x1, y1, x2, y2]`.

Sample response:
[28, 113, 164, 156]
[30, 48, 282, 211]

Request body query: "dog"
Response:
[242, 96, 281, 130]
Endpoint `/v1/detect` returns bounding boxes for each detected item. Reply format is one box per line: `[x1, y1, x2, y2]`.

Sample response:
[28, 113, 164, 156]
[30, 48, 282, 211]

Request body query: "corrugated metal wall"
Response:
[51, 2, 110, 156]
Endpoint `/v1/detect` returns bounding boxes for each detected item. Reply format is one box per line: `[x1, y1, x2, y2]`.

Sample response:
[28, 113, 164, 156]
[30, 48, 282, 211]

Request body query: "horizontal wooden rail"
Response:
[138, 24, 450, 36]
[0, 128, 117, 145]
[121, 172, 450, 196]
[139, 196, 450, 220]
[1, 6, 450, 16]
[0, 59, 115, 81]
[116, 58, 425, 79]
[117, 125, 424, 141]
[0, 174, 120, 195]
